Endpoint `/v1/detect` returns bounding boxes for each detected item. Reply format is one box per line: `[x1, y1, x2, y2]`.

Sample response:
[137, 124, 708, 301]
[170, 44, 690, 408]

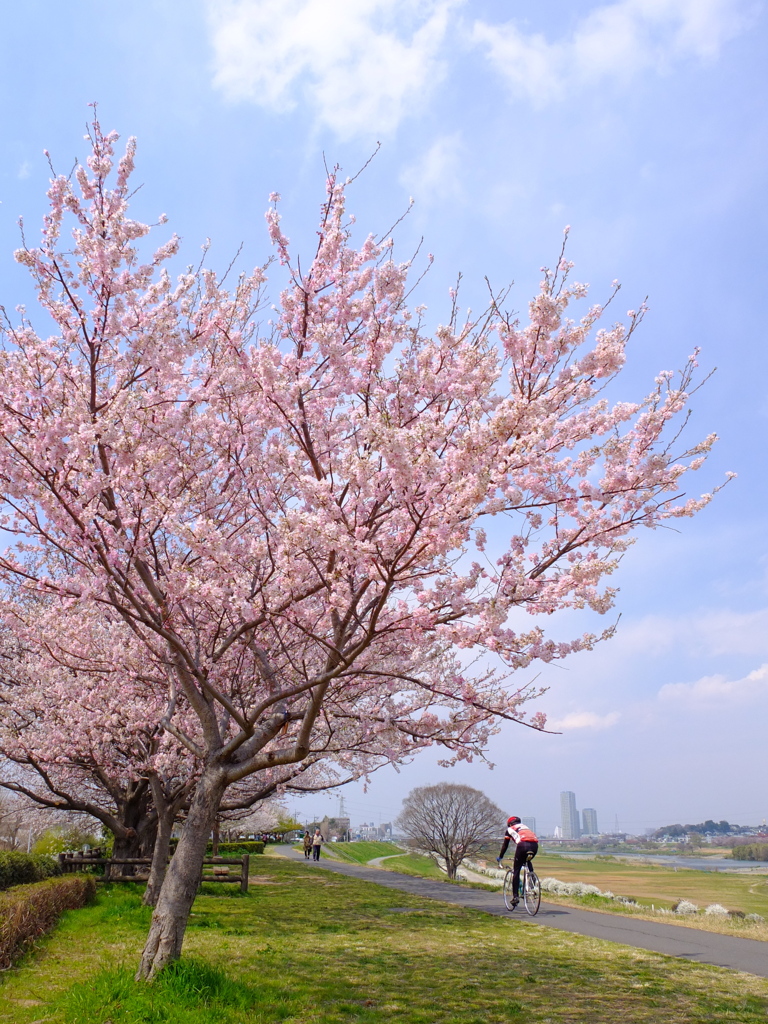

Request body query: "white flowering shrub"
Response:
[540, 877, 564, 893]
[539, 877, 631, 901]
[673, 900, 699, 915]
[574, 883, 602, 897]
[464, 860, 506, 881]
[465, 860, 760, 923]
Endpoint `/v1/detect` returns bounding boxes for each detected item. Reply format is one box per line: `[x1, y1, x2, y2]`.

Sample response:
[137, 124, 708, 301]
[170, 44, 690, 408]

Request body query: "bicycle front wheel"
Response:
[503, 869, 517, 911]
[523, 868, 541, 916]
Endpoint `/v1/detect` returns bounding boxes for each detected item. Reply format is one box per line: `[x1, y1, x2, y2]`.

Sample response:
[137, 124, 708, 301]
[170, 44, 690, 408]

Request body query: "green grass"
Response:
[365, 849, 768, 941]
[463, 852, 768, 938]
[379, 853, 452, 880]
[61, 959, 260, 1023]
[320, 841, 400, 864]
[305, 844, 768, 938]
[1, 860, 768, 1022]
[526, 852, 768, 916]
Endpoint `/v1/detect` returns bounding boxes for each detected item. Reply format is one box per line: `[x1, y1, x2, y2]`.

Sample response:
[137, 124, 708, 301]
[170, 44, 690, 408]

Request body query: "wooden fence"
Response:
[58, 853, 250, 893]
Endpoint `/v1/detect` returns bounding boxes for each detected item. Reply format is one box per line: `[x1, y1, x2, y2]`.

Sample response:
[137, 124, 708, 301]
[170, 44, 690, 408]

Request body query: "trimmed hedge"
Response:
[168, 839, 265, 856]
[0, 874, 95, 969]
[0, 851, 61, 891]
[210, 841, 265, 856]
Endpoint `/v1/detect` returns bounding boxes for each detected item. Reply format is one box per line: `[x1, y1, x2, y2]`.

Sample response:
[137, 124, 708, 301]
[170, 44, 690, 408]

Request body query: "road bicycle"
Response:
[503, 852, 541, 916]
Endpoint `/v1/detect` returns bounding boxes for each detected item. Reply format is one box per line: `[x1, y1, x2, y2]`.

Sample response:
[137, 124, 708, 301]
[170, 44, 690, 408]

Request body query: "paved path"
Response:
[366, 853, 408, 868]
[273, 846, 768, 978]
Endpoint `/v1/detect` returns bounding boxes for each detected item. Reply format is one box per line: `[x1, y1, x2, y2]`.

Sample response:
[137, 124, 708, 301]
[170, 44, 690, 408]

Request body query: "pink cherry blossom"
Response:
[0, 119, 722, 978]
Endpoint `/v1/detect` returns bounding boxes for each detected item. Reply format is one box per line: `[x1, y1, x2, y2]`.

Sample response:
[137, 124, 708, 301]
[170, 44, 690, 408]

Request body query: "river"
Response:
[542, 849, 768, 873]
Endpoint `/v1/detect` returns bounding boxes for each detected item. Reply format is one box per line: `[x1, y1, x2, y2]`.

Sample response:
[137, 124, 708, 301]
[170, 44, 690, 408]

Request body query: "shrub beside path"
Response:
[274, 846, 768, 978]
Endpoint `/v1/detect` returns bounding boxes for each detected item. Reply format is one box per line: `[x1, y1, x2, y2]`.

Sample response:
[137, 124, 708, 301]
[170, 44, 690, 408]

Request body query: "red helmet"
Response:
[507, 816, 521, 826]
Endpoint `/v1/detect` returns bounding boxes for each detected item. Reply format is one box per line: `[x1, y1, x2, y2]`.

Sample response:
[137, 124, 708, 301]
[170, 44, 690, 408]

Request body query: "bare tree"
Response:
[395, 783, 503, 880]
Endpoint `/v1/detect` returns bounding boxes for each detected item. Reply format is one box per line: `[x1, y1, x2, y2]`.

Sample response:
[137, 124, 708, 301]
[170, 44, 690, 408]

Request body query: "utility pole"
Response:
[338, 795, 349, 841]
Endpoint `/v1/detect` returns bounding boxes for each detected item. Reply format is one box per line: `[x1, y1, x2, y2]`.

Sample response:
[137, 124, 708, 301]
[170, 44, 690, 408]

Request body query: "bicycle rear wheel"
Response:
[503, 869, 517, 911]
[523, 867, 541, 915]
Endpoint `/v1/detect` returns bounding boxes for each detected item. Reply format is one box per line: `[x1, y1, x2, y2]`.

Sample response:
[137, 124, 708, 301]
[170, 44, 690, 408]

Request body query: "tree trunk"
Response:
[112, 831, 145, 862]
[142, 805, 175, 908]
[112, 822, 156, 872]
[212, 815, 220, 857]
[112, 782, 156, 876]
[136, 767, 227, 980]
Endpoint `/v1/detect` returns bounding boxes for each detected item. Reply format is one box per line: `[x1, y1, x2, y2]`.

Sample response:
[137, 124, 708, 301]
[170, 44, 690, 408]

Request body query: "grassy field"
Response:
[377, 853, 447, 879]
[1, 859, 768, 1023]
[341, 848, 768, 940]
[322, 844, 768, 917]
[310, 841, 768, 926]
[319, 843, 461, 880]
[526, 853, 768, 916]
[321, 842, 398, 864]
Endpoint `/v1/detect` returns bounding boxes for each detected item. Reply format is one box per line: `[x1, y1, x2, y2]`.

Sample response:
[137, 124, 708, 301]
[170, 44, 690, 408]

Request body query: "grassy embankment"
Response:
[314, 843, 451, 880]
[530, 852, 768, 915]
[328, 844, 768, 938]
[319, 841, 397, 864]
[374, 853, 447, 879]
[302, 843, 768, 912]
[294, 842, 768, 937]
[299, 843, 768, 917]
[456, 852, 768, 940]
[1, 859, 768, 1023]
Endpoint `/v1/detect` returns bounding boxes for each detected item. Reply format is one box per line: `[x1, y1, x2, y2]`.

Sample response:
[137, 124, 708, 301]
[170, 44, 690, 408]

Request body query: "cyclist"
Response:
[497, 816, 538, 907]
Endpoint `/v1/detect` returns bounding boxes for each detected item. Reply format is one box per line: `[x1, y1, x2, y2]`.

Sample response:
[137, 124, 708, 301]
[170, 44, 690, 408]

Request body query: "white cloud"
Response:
[658, 663, 768, 705]
[399, 133, 463, 203]
[548, 710, 621, 731]
[473, 0, 754, 104]
[17, 161, 31, 181]
[607, 607, 768, 659]
[206, 0, 463, 137]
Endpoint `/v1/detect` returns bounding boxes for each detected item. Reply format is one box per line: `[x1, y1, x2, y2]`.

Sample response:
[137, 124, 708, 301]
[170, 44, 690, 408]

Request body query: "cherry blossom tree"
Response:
[0, 608, 195, 899]
[0, 120, 720, 977]
[217, 798, 286, 840]
[0, 789, 57, 851]
[0, 603, 372, 903]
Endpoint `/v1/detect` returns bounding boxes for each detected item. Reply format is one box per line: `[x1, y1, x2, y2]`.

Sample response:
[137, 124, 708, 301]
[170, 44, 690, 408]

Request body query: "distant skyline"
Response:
[292, 788, 765, 838]
[561, 792, 581, 840]
[1, 1, 767, 829]
[582, 809, 599, 837]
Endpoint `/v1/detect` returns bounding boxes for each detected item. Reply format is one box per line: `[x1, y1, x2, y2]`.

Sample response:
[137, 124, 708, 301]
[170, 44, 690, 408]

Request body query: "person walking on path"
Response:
[311, 828, 324, 861]
[302, 831, 312, 859]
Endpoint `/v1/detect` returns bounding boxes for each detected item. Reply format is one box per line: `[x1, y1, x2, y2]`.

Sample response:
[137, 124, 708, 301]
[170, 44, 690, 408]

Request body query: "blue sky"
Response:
[1, 0, 766, 834]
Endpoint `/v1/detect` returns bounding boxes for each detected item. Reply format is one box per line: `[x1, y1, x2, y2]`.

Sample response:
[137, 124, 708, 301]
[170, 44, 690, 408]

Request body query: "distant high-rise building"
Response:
[582, 808, 598, 836]
[560, 791, 580, 839]
[522, 817, 537, 834]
